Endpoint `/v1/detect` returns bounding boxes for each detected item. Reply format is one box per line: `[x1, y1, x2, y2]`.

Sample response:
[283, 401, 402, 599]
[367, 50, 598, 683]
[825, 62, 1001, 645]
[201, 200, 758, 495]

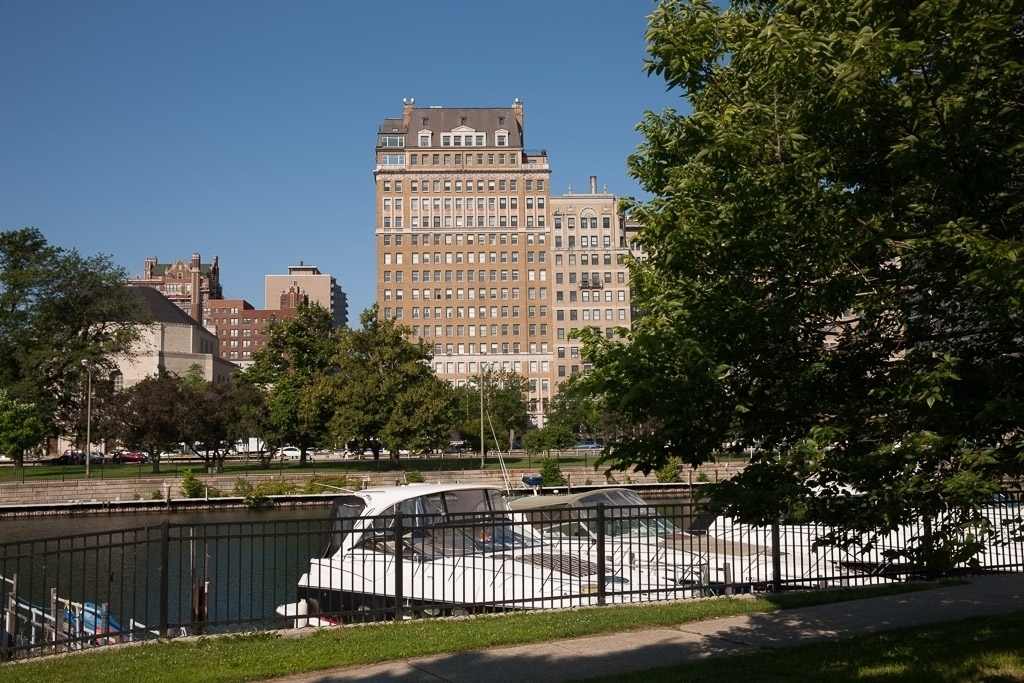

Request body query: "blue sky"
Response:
[1, 0, 685, 317]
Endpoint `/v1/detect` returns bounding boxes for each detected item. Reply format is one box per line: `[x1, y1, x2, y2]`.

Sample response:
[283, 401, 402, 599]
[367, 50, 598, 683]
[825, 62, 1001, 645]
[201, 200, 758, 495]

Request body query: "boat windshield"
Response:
[320, 496, 368, 557]
[356, 488, 544, 558]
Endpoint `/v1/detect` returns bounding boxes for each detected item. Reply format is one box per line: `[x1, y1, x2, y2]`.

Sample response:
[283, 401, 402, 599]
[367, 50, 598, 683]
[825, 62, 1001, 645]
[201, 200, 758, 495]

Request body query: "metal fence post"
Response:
[159, 518, 170, 638]
[393, 509, 404, 621]
[1, 573, 16, 660]
[596, 503, 606, 607]
[771, 520, 782, 593]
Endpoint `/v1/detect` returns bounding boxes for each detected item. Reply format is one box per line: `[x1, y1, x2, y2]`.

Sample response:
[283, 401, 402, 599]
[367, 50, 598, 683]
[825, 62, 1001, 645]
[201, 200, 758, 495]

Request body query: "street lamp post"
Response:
[479, 372, 485, 470]
[82, 359, 91, 478]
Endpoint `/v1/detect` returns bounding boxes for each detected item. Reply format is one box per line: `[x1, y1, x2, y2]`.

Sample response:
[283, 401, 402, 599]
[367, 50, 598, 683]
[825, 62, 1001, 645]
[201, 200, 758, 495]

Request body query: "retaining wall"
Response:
[0, 462, 742, 510]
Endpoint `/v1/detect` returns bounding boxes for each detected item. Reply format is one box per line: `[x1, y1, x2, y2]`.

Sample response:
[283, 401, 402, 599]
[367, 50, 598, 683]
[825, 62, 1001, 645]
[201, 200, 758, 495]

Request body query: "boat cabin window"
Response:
[352, 489, 540, 558]
[320, 496, 367, 557]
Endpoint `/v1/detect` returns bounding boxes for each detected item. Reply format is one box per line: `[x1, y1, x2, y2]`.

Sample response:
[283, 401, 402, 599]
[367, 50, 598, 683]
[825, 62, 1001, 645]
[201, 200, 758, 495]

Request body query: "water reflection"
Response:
[2, 506, 330, 544]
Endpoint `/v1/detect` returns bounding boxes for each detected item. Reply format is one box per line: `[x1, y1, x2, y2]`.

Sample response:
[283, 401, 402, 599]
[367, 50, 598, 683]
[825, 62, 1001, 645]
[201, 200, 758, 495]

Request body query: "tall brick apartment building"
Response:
[129, 253, 222, 321]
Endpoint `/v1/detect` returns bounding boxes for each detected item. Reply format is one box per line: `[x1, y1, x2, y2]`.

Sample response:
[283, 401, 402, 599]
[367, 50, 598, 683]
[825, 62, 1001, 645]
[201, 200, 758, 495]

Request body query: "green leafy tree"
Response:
[546, 374, 606, 441]
[231, 378, 273, 467]
[524, 424, 576, 457]
[0, 228, 145, 447]
[456, 368, 530, 457]
[329, 305, 456, 461]
[579, 0, 1024, 574]
[181, 378, 259, 473]
[0, 389, 44, 466]
[108, 371, 189, 473]
[245, 302, 337, 465]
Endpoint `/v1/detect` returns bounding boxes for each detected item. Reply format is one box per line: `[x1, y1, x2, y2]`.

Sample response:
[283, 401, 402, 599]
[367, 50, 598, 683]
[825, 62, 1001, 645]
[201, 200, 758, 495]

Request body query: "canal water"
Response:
[1, 506, 330, 544]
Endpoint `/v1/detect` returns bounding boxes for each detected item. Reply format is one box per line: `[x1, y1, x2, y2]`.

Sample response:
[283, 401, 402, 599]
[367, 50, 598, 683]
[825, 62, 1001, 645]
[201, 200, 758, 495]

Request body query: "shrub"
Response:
[405, 470, 425, 484]
[180, 469, 223, 498]
[180, 469, 204, 498]
[539, 458, 565, 487]
[302, 476, 358, 494]
[251, 480, 298, 496]
[244, 492, 273, 509]
[232, 478, 254, 495]
[656, 457, 682, 483]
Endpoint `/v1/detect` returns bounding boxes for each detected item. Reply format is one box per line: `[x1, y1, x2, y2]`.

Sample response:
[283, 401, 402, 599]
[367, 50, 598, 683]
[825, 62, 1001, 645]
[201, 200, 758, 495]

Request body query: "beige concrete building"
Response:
[550, 178, 643, 382]
[374, 99, 555, 423]
[265, 262, 348, 328]
[372, 100, 650, 426]
[114, 286, 237, 389]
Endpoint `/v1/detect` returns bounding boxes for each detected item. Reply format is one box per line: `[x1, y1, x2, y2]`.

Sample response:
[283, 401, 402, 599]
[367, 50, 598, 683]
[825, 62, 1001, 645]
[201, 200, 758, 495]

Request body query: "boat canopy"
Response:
[506, 488, 681, 539]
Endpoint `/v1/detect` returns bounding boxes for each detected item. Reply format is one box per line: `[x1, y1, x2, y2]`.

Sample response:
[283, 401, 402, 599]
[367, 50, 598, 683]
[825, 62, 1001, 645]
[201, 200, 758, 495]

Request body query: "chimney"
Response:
[402, 97, 415, 127]
[190, 253, 202, 322]
[590, 176, 597, 194]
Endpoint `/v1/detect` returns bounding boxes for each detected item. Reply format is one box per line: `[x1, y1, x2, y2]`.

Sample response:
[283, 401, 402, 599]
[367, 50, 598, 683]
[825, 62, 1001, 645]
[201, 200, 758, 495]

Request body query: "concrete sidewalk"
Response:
[270, 573, 1024, 683]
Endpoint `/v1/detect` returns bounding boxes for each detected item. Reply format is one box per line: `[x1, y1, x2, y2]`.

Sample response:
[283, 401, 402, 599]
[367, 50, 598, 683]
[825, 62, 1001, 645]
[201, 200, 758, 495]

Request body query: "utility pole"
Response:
[479, 370, 485, 469]
[82, 359, 92, 478]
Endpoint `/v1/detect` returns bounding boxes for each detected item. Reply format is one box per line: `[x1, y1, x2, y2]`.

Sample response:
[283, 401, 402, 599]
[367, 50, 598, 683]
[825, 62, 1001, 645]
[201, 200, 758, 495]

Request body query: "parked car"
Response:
[111, 451, 148, 464]
[573, 440, 602, 451]
[48, 450, 83, 465]
[278, 446, 311, 461]
[88, 452, 105, 465]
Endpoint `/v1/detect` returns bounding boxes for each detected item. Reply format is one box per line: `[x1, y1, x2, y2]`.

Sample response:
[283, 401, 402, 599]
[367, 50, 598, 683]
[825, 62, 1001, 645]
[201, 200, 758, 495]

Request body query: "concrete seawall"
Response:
[0, 462, 742, 515]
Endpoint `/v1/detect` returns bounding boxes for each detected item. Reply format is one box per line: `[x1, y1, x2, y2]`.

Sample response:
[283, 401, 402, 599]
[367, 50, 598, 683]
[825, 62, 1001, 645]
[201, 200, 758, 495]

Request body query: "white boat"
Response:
[276, 483, 628, 626]
[506, 488, 751, 597]
[707, 493, 1024, 587]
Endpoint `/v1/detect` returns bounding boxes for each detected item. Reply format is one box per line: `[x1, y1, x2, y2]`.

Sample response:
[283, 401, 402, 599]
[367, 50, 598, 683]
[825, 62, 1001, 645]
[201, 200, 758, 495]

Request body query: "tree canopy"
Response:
[244, 302, 337, 464]
[455, 368, 531, 457]
[329, 305, 457, 460]
[0, 389, 44, 465]
[0, 228, 145, 443]
[578, 0, 1024, 572]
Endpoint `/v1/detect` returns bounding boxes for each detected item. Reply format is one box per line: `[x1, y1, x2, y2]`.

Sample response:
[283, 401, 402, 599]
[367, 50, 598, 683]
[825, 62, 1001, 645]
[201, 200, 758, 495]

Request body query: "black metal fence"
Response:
[2, 493, 1022, 661]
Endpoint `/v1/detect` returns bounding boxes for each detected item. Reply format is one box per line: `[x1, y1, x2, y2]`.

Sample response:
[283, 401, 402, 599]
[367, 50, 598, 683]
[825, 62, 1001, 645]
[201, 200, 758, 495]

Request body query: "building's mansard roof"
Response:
[380, 104, 524, 148]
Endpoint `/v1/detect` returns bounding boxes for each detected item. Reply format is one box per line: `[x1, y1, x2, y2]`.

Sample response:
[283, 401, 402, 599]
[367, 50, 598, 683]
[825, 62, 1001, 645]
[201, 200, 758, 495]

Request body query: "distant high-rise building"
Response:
[265, 263, 348, 328]
[549, 177, 642, 387]
[203, 298, 301, 368]
[128, 253, 222, 322]
[374, 99, 554, 423]
[373, 99, 647, 426]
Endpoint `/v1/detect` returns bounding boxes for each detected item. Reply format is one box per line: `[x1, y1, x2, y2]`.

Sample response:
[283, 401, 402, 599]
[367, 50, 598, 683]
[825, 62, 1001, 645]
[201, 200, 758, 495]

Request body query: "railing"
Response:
[2, 493, 1022, 661]
[0, 454, 372, 485]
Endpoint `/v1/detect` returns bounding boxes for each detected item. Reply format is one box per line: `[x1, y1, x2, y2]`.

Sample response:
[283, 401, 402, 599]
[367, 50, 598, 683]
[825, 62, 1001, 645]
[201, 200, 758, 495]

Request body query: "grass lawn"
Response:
[6, 583, 1008, 683]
